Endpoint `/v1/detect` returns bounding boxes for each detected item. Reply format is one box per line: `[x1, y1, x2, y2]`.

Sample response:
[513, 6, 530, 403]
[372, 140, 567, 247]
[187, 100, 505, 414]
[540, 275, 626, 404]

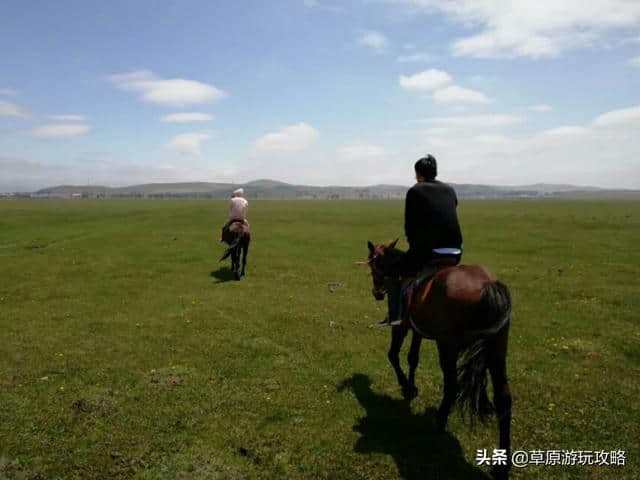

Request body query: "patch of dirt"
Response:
[70, 388, 118, 419]
[0, 456, 44, 479]
[71, 397, 109, 416]
[236, 446, 262, 465]
[149, 366, 193, 389]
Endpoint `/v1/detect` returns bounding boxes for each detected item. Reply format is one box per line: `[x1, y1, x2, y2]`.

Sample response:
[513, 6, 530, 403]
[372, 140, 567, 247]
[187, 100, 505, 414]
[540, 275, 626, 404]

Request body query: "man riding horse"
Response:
[220, 188, 251, 279]
[364, 155, 512, 479]
[221, 188, 249, 240]
[378, 154, 462, 326]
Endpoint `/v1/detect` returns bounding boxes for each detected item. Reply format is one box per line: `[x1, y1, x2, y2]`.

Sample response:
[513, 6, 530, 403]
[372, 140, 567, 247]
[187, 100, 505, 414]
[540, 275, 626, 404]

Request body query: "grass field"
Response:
[1, 199, 639, 480]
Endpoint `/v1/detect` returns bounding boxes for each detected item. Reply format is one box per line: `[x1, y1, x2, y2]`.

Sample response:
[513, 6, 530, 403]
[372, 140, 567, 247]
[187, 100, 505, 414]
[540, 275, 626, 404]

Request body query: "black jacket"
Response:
[404, 180, 462, 250]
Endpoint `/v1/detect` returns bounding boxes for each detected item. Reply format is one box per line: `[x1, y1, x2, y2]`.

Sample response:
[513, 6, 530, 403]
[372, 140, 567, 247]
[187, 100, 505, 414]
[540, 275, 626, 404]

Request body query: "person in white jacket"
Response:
[221, 188, 249, 240]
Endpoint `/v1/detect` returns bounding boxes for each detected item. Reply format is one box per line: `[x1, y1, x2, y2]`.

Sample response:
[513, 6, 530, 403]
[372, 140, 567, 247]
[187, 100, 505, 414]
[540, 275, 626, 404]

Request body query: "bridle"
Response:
[369, 246, 387, 300]
[357, 242, 397, 300]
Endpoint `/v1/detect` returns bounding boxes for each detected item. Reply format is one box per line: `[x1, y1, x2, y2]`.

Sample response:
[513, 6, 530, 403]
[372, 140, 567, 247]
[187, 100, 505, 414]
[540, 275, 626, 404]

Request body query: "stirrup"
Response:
[376, 316, 392, 327]
[377, 316, 402, 327]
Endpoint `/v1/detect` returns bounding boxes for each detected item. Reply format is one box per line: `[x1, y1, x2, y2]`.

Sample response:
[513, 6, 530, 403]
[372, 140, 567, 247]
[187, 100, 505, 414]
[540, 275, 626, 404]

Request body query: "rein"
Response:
[368, 245, 430, 337]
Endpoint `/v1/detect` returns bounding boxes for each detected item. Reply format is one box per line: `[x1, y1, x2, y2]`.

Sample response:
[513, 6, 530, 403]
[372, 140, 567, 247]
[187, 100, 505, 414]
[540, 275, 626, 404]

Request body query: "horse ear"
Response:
[367, 241, 375, 254]
[388, 238, 399, 249]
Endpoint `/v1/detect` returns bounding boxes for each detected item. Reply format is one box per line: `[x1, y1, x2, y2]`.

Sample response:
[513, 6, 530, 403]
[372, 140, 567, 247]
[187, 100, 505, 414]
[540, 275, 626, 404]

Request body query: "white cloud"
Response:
[399, 68, 452, 91]
[392, 0, 640, 58]
[109, 70, 225, 107]
[627, 55, 640, 67]
[358, 31, 389, 52]
[48, 114, 86, 121]
[166, 131, 215, 155]
[161, 112, 213, 123]
[541, 125, 590, 136]
[407, 103, 640, 188]
[0, 88, 17, 96]
[529, 104, 553, 112]
[4, 104, 639, 190]
[339, 143, 386, 161]
[432, 85, 490, 104]
[252, 122, 318, 153]
[399, 68, 490, 104]
[592, 105, 640, 127]
[421, 114, 524, 128]
[0, 100, 31, 117]
[416, 129, 636, 187]
[396, 52, 435, 63]
[29, 124, 91, 138]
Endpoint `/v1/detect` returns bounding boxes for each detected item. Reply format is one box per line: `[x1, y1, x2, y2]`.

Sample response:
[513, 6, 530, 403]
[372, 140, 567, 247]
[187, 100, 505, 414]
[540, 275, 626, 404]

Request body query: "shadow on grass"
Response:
[210, 267, 237, 283]
[338, 373, 491, 480]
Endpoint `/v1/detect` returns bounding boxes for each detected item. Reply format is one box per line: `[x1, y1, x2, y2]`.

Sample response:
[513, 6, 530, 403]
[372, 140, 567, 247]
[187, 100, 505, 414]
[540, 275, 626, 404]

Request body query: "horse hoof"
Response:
[235, 273, 241, 281]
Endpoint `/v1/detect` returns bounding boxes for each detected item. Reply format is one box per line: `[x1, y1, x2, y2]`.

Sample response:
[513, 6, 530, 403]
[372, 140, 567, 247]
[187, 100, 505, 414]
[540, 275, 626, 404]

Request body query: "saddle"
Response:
[228, 219, 249, 233]
[221, 219, 250, 244]
[401, 256, 459, 325]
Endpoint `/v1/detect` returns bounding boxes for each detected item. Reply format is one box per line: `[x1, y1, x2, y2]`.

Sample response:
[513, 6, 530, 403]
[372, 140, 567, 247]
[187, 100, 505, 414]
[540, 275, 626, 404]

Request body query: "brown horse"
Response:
[362, 240, 513, 479]
[220, 221, 251, 280]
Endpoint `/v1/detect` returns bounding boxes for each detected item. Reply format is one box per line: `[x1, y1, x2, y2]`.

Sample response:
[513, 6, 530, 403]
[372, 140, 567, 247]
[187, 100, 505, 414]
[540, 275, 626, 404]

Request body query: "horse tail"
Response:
[219, 237, 240, 261]
[456, 281, 512, 426]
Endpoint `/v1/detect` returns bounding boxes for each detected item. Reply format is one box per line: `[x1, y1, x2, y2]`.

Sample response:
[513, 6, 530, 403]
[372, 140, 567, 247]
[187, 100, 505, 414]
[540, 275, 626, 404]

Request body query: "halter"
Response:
[369, 245, 387, 298]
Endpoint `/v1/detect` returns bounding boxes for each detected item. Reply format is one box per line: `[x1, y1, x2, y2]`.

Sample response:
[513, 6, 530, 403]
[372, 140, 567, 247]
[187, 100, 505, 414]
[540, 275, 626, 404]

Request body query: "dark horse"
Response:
[220, 221, 250, 280]
[361, 240, 513, 480]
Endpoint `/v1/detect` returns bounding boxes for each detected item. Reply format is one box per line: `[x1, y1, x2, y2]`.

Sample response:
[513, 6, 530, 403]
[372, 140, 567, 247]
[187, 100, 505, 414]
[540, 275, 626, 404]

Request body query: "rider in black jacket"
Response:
[379, 154, 463, 326]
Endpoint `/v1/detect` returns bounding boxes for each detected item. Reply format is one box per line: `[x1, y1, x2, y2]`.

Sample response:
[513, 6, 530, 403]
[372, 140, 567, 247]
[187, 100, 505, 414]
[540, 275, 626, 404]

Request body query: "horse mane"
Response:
[379, 246, 405, 274]
[385, 247, 405, 258]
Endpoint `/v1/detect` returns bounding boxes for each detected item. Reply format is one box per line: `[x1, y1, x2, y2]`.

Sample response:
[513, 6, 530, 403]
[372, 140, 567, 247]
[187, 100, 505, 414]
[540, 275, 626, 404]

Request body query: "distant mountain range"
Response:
[13, 179, 640, 200]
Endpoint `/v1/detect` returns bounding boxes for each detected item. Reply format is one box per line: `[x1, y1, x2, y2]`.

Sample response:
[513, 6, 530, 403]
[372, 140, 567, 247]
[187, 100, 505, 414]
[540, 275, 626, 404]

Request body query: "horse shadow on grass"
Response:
[338, 373, 491, 480]
[210, 267, 236, 283]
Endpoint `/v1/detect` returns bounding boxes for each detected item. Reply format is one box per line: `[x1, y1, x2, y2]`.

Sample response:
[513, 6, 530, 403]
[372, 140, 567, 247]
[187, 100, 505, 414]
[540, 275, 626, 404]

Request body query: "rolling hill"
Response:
[26, 179, 640, 200]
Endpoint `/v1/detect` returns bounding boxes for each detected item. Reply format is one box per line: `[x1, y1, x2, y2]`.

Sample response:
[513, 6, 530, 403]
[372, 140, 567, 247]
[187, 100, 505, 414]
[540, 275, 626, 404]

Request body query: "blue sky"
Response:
[1, 0, 639, 191]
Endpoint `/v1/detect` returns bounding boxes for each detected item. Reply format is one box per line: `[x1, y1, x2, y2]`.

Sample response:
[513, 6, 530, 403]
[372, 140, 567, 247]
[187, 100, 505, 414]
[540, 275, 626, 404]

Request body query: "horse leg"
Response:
[232, 247, 240, 280]
[388, 325, 410, 396]
[241, 239, 249, 276]
[405, 331, 422, 399]
[489, 324, 512, 480]
[435, 340, 458, 432]
[231, 249, 236, 272]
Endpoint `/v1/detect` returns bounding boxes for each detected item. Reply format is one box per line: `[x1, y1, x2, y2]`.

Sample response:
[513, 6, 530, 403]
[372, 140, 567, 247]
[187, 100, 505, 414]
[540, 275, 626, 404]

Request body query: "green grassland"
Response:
[1, 199, 639, 479]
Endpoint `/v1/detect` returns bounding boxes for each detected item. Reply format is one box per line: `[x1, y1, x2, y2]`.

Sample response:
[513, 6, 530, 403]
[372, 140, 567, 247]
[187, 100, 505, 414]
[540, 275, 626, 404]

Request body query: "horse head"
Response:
[360, 239, 398, 300]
